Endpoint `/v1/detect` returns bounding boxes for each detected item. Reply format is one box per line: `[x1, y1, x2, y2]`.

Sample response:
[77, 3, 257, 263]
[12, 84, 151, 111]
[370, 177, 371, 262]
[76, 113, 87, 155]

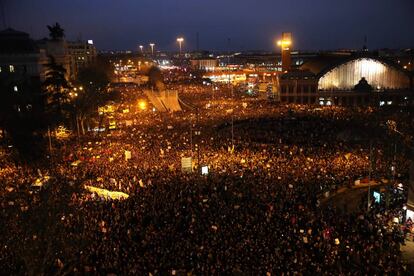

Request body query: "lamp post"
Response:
[139, 45, 143, 54]
[176, 37, 184, 56]
[149, 43, 155, 56]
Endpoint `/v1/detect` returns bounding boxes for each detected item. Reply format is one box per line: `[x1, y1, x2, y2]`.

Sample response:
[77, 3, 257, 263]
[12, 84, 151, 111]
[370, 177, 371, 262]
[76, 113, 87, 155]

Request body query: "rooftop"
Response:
[0, 28, 39, 54]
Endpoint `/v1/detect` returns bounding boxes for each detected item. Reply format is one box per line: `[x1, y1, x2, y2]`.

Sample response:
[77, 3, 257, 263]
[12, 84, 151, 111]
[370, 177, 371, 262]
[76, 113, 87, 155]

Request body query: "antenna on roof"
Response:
[363, 35, 368, 52]
[196, 32, 199, 51]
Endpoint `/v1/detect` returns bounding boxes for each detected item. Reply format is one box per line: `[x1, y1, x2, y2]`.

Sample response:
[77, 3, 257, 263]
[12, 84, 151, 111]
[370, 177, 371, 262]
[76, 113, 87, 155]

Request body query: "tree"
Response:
[42, 56, 71, 126]
[72, 65, 114, 134]
[148, 66, 164, 90]
[77, 65, 110, 91]
[47, 22, 64, 40]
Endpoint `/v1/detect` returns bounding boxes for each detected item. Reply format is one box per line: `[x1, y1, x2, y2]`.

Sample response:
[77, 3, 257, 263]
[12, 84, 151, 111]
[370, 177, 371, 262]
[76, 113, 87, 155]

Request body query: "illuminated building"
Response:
[190, 58, 218, 71]
[38, 36, 97, 80]
[315, 58, 410, 91]
[202, 72, 247, 83]
[277, 52, 413, 106]
[68, 40, 97, 77]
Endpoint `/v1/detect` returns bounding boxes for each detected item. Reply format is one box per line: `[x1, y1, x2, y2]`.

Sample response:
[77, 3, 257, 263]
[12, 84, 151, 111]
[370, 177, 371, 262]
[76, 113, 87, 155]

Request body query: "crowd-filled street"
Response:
[1, 84, 413, 274]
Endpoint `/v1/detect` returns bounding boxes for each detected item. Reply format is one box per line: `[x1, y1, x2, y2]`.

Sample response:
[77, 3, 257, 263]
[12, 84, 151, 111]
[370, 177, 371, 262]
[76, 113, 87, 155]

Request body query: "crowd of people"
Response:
[0, 84, 413, 274]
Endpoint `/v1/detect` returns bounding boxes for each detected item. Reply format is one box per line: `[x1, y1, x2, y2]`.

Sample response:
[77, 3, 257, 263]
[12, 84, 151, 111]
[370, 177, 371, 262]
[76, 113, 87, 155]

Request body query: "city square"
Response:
[0, 1, 414, 274]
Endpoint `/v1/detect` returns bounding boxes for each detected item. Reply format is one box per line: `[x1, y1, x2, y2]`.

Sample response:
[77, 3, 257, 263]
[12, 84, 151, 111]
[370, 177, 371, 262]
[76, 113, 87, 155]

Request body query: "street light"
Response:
[138, 100, 147, 110]
[139, 45, 144, 54]
[277, 39, 291, 47]
[177, 37, 184, 56]
[149, 43, 155, 56]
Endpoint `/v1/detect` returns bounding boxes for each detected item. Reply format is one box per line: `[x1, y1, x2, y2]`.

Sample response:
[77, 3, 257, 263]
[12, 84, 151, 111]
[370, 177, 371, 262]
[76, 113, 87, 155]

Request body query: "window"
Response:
[9, 65, 14, 72]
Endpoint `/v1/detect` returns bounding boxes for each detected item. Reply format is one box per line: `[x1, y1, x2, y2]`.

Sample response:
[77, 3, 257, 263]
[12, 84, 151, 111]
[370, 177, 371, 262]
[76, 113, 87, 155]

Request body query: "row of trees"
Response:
[43, 57, 115, 129]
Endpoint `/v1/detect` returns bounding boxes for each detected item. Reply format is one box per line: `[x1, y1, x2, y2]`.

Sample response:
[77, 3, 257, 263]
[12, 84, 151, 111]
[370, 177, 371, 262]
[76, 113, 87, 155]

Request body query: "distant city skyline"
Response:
[2, 0, 414, 51]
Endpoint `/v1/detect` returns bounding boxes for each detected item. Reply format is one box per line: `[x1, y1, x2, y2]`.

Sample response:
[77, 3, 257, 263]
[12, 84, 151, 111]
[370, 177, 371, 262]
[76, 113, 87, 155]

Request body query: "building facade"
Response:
[277, 53, 413, 106]
[68, 40, 97, 77]
[1, 27, 100, 88]
[37, 38, 74, 80]
[0, 28, 48, 87]
[279, 70, 319, 104]
[190, 58, 218, 71]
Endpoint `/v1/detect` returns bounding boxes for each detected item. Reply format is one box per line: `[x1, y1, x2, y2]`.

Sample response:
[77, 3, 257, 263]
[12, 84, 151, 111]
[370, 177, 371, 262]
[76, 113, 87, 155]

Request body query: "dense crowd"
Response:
[0, 87, 413, 274]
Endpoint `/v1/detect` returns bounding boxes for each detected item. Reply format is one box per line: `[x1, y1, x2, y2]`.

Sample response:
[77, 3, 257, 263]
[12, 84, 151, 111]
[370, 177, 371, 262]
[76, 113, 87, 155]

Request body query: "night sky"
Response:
[3, 0, 414, 51]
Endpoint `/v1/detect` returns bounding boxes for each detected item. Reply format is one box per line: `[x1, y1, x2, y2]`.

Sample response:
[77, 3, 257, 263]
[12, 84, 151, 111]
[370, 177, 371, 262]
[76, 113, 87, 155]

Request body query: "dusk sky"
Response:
[3, 0, 414, 51]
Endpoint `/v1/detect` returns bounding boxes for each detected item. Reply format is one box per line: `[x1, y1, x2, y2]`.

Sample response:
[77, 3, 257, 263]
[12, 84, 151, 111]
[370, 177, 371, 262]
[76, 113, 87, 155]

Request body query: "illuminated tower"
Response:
[277, 32, 292, 72]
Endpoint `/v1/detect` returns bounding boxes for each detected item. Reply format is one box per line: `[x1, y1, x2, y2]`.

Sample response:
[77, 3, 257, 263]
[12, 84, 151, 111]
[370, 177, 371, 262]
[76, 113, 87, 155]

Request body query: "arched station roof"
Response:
[301, 53, 411, 90]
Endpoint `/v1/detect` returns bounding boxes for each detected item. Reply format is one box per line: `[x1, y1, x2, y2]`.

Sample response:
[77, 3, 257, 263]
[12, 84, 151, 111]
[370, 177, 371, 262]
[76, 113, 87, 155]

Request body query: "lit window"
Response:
[13, 86, 18, 92]
[9, 65, 15, 72]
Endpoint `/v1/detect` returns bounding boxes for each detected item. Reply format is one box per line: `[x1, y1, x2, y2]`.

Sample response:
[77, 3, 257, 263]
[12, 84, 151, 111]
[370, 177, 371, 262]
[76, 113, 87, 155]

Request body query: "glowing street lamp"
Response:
[177, 37, 184, 56]
[138, 100, 147, 110]
[277, 39, 292, 49]
[149, 43, 155, 55]
[139, 45, 144, 53]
